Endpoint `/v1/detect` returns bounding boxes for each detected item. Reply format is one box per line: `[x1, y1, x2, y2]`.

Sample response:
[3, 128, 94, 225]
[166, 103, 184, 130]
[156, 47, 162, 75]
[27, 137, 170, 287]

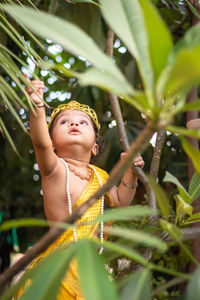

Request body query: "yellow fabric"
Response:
[15, 165, 112, 300]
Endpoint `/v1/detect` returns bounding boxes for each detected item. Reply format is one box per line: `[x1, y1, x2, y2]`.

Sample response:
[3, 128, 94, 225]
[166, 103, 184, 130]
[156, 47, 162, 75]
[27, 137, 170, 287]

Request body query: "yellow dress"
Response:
[16, 165, 114, 300]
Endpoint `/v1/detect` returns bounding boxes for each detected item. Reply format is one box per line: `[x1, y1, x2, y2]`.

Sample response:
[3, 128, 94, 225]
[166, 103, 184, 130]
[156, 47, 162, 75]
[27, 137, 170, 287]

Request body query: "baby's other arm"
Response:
[109, 153, 144, 207]
[26, 77, 58, 176]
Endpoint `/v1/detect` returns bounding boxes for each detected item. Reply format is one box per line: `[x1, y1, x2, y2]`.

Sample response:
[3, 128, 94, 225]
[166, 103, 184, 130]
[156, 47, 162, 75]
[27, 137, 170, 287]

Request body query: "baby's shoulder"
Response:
[90, 165, 109, 182]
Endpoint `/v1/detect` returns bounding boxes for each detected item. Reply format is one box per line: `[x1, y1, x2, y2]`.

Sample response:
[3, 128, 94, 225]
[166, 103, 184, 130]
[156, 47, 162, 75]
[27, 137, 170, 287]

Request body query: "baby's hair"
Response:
[48, 111, 104, 163]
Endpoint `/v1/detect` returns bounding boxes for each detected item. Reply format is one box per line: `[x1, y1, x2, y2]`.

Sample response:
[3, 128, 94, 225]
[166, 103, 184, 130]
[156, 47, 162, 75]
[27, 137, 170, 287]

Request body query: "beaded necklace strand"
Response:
[60, 158, 104, 253]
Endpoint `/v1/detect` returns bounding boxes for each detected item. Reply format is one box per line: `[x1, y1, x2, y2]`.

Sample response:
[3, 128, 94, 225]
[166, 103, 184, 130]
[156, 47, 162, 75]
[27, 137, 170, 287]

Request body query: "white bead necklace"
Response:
[60, 158, 104, 253]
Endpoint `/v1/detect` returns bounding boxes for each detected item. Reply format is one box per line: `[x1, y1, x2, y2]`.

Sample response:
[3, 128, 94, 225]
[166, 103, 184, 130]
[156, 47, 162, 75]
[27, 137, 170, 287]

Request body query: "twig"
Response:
[152, 277, 187, 296]
[150, 129, 165, 180]
[0, 120, 156, 295]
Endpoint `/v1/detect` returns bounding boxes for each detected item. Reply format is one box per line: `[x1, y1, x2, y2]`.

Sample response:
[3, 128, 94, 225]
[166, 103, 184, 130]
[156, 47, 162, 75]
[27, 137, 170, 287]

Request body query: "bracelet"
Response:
[121, 178, 138, 189]
[37, 104, 45, 108]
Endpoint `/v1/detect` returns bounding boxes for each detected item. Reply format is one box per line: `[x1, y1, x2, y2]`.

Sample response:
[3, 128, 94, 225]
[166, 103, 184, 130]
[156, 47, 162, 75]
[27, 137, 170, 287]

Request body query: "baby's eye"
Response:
[60, 119, 68, 125]
[80, 120, 88, 125]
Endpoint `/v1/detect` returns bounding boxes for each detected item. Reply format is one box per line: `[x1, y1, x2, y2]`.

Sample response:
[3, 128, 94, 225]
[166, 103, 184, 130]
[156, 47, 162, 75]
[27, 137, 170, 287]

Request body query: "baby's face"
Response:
[51, 109, 98, 156]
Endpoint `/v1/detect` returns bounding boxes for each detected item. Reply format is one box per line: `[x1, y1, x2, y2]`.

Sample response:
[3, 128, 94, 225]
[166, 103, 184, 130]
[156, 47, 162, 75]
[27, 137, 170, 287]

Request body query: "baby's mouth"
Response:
[69, 127, 81, 134]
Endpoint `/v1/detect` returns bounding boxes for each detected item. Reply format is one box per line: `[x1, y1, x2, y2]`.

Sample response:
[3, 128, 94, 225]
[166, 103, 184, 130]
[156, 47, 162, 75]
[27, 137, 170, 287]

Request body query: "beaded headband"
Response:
[48, 101, 100, 133]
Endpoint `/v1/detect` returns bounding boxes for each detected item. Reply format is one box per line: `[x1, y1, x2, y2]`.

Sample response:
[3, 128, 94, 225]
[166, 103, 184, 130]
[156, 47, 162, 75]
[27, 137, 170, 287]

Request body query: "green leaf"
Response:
[93, 239, 148, 266]
[160, 219, 198, 265]
[1, 244, 76, 300]
[100, 0, 154, 105]
[163, 171, 192, 204]
[189, 172, 200, 201]
[165, 45, 200, 97]
[179, 99, 200, 113]
[3, 5, 130, 89]
[185, 265, 200, 300]
[179, 136, 200, 176]
[20, 245, 76, 300]
[0, 218, 72, 231]
[174, 195, 193, 225]
[108, 226, 167, 252]
[79, 67, 134, 99]
[147, 175, 169, 220]
[0, 90, 27, 133]
[94, 205, 156, 223]
[184, 212, 200, 224]
[185, 1, 200, 19]
[77, 239, 118, 300]
[160, 219, 183, 240]
[120, 269, 151, 300]
[167, 125, 200, 139]
[67, 0, 100, 6]
[169, 22, 200, 64]
[0, 117, 19, 155]
[138, 0, 172, 83]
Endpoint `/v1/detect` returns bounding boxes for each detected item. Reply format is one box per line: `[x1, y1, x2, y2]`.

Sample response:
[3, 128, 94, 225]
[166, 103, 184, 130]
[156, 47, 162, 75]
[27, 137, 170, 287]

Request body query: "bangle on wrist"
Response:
[121, 178, 138, 189]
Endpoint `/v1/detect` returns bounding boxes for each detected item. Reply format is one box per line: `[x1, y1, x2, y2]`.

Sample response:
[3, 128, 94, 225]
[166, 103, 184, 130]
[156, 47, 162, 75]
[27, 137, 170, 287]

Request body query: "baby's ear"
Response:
[92, 143, 99, 157]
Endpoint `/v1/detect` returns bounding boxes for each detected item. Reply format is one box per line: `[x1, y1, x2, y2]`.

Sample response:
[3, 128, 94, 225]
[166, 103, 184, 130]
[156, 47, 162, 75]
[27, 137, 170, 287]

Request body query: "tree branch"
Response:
[105, 28, 156, 210]
[150, 129, 165, 180]
[0, 120, 156, 295]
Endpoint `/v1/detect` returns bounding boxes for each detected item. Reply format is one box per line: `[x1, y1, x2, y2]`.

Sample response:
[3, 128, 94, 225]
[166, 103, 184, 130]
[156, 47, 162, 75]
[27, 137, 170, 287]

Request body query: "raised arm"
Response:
[26, 77, 58, 176]
[109, 153, 144, 207]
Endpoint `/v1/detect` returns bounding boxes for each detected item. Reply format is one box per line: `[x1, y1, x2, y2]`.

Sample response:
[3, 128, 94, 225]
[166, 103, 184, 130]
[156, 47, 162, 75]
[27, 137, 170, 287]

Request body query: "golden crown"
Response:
[48, 101, 100, 133]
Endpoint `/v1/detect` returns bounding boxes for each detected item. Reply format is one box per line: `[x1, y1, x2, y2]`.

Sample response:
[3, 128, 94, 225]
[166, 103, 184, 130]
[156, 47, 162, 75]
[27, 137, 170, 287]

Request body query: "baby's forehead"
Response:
[59, 109, 90, 119]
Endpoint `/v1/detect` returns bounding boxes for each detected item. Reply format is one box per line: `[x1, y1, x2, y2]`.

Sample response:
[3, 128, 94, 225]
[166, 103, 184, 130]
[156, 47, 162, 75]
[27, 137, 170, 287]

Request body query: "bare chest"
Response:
[42, 171, 89, 222]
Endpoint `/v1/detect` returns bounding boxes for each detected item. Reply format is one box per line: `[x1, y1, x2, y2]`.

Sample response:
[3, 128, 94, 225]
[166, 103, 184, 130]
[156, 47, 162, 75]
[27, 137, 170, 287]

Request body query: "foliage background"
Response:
[0, 0, 193, 251]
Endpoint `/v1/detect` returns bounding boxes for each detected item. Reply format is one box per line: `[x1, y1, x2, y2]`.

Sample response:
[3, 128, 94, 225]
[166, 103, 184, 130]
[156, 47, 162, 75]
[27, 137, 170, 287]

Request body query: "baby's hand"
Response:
[120, 152, 145, 169]
[25, 75, 45, 106]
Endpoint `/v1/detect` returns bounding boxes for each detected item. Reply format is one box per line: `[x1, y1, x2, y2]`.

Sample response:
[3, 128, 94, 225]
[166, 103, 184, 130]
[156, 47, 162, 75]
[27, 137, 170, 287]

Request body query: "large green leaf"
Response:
[163, 171, 192, 204]
[94, 205, 156, 223]
[1, 244, 76, 300]
[120, 270, 151, 300]
[164, 45, 200, 97]
[108, 226, 167, 252]
[138, 0, 172, 83]
[179, 136, 200, 176]
[77, 239, 118, 300]
[42, 62, 141, 109]
[79, 67, 135, 100]
[93, 239, 148, 266]
[184, 265, 200, 300]
[147, 175, 169, 220]
[172, 22, 200, 58]
[0, 218, 71, 231]
[100, 0, 154, 105]
[3, 4, 132, 93]
[20, 246, 75, 300]
[188, 172, 200, 201]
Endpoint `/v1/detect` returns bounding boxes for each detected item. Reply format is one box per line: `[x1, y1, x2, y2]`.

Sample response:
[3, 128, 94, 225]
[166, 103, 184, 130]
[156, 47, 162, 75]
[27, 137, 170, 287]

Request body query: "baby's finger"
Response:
[134, 159, 145, 168]
[26, 84, 45, 94]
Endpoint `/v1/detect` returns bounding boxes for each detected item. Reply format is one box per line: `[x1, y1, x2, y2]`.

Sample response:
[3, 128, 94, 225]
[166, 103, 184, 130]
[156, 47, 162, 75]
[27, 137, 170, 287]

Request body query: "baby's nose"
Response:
[70, 122, 78, 126]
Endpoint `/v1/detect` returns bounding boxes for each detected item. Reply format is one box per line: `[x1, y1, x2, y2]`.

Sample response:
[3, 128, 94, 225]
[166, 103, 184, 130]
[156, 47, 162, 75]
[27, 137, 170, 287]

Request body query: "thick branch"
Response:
[0, 120, 156, 295]
[150, 129, 165, 180]
[105, 28, 156, 210]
